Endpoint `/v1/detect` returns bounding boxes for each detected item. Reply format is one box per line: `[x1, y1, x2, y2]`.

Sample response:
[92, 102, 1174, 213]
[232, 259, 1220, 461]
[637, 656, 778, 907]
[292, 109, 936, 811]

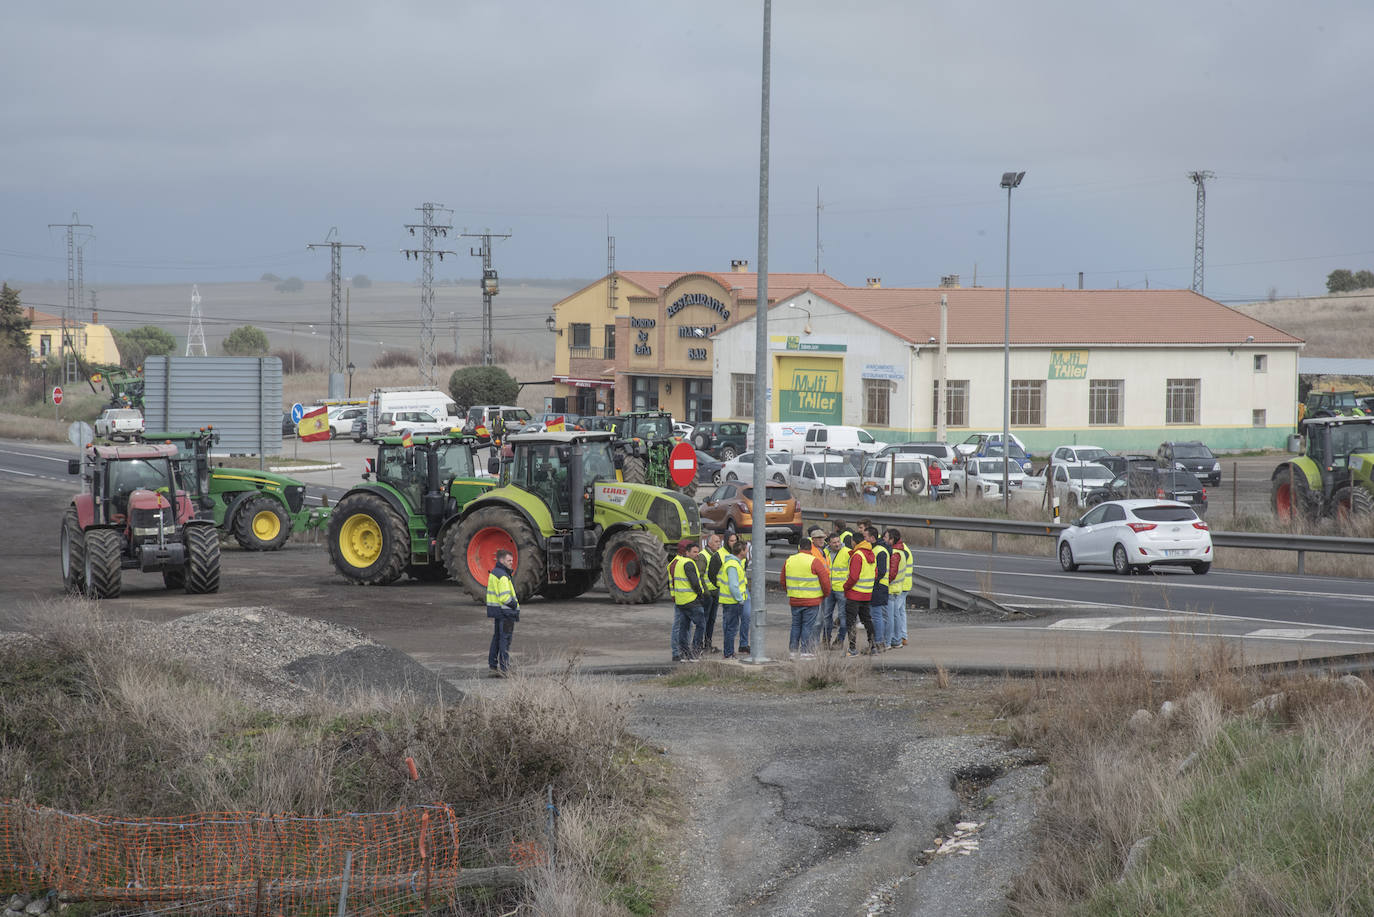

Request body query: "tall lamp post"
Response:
[999, 170, 1025, 513]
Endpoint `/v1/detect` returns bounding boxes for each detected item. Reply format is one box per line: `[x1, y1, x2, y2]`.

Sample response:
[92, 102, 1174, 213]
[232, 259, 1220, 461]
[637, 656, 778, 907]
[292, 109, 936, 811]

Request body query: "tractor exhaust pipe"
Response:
[569, 439, 586, 534]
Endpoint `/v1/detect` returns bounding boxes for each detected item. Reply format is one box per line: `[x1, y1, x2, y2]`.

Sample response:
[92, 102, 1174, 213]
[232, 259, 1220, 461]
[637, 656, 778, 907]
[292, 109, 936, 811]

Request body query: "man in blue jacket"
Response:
[486, 549, 520, 676]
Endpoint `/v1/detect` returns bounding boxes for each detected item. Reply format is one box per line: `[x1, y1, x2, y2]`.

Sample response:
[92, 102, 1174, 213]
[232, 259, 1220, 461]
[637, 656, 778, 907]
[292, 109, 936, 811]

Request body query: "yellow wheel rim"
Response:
[251, 509, 283, 542]
[338, 514, 383, 568]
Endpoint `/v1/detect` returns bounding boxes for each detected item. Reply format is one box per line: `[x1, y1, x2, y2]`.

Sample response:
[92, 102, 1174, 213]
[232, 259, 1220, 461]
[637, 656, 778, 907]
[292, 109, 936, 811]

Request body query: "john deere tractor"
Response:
[61, 442, 220, 598]
[327, 433, 492, 585]
[445, 430, 700, 604]
[610, 411, 696, 496]
[1271, 416, 1374, 523]
[143, 427, 330, 551]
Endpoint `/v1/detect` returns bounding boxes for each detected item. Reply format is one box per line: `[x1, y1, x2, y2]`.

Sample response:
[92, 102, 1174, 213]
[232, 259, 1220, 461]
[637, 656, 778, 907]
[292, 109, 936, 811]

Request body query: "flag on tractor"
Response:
[298, 406, 330, 442]
[475, 423, 489, 439]
[401, 430, 414, 448]
[547, 415, 565, 432]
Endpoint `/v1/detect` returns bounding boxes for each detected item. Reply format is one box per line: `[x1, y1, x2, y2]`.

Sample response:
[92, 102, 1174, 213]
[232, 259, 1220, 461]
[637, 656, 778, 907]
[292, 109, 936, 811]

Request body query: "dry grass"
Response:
[282, 357, 556, 414]
[1234, 292, 1374, 358]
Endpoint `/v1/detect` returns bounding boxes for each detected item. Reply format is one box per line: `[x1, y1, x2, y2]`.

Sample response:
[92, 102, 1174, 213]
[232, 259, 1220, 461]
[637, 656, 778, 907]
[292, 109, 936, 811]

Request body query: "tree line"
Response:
[1325, 269, 1374, 293]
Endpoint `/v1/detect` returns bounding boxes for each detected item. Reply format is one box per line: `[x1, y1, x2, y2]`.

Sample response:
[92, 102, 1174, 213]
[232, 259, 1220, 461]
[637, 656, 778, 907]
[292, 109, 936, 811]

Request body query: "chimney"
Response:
[91, 310, 98, 323]
[1077, 272, 1084, 290]
[866, 277, 882, 288]
[730, 259, 749, 273]
[939, 274, 960, 289]
[27, 307, 34, 322]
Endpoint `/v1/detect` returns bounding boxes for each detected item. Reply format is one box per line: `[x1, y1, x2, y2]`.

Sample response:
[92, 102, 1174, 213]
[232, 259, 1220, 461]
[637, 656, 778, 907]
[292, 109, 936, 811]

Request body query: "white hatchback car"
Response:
[1057, 499, 1212, 575]
[721, 450, 792, 484]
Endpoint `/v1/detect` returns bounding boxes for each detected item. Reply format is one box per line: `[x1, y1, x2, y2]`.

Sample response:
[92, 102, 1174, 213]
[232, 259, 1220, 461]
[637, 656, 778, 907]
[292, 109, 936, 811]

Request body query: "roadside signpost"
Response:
[669, 441, 697, 488]
[52, 386, 63, 421]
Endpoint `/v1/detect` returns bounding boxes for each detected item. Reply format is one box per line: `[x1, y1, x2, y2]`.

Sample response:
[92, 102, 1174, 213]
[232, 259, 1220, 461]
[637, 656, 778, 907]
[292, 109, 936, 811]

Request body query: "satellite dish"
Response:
[67, 421, 94, 449]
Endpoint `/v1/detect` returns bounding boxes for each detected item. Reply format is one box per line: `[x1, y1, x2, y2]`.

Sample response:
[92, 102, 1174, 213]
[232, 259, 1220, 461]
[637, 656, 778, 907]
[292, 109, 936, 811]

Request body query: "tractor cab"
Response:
[141, 428, 218, 514]
[72, 442, 188, 526]
[1273, 417, 1374, 521]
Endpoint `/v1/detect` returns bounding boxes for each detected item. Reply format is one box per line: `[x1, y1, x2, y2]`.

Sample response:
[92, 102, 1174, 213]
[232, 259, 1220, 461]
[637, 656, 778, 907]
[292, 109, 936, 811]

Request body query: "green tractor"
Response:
[327, 432, 493, 585]
[104, 367, 145, 410]
[609, 410, 696, 496]
[445, 430, 700, 604]
[142, 428, 331, 551]
[1271, 416, 1374, 523]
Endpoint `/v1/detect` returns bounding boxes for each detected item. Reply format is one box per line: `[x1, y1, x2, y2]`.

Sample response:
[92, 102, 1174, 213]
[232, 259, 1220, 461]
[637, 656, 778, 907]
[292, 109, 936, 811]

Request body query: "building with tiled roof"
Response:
[23, 305, 123, 367]
[712, 285, 1303, 452]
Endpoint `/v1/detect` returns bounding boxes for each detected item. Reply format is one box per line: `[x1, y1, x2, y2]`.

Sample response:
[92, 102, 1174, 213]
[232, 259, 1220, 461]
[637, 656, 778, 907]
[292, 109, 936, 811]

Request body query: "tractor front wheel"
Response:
[83, 529, 123, 599]
[445, 506, 545, 604]
[1271, 468, 1313, 524]
[327, 493, 409, 585]
[60, 505, 86, 594]
[234, 496, 292, 551]
[602, 530, 668, 604]
[621, 455, 647, 484]
[184, 523, 221, 593]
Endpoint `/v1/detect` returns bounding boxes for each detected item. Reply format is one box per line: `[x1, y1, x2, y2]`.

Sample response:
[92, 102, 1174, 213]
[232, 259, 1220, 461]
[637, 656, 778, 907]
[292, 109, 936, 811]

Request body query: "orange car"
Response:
[699, 481, 803, 543]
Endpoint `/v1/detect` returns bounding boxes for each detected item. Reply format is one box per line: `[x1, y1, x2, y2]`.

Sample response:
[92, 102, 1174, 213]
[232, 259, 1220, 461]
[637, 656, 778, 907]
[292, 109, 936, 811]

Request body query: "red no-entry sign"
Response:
[52, 386, 63, 405]
[669, 441, 697, 487]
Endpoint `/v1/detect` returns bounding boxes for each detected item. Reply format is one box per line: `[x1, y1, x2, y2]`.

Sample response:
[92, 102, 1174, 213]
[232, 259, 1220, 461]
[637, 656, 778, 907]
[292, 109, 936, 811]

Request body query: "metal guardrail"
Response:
[800, 506, 1374, 575]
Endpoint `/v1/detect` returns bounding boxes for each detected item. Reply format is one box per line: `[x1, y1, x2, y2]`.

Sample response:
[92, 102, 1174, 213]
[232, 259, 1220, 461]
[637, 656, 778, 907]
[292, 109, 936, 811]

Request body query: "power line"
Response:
[460, 230, 511, 366]
[1188, 170, 1215, 294]
[308, 228, 365, 397]
[185, 285, 207, 356]
[46, 213, 93, 384]
[401, 203, 458, 388]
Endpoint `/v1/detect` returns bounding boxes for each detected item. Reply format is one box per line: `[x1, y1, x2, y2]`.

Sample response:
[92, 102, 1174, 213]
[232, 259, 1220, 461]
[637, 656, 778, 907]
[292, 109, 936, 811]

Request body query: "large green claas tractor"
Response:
[610, 411, 696, 497]
[143, 428, 330, 551]
[1271, 416, 1374, 523]
[327, 433, 493, 584]
[446, 431, 701, 604]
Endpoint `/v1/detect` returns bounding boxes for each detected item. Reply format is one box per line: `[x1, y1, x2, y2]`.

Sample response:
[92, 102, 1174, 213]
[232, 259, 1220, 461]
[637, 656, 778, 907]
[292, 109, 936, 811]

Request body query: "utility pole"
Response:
[606, 218, 617, 313]
[402, 204, 456, 388]
[185, 285, 208, 356]
[48, 213, 93, 385]
[462, 230, 511, 366]
[815, 187, 823, 273]
[1188, 170, 1214, 295]
[309, 228, 365, 398]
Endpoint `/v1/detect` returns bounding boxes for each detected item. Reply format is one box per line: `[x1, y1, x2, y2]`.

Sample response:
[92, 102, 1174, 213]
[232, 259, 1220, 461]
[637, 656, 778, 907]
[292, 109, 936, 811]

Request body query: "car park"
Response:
[1088, 467, 1209, 515]
[957, 432, 1033, 464]
[699, 481, 803, 543]
[1157, 441, 1222, 486]
[788, 454, 862, 495]
[966, 439, 1034, 474]
[1050, 461, 1116, 511]
[1057, 499, 1212, 575]
[950, 456, 1025, 498]
[860, 453, 935, 497]
[720, 450, 792, 483]
[1096, 453, 1157, 479]
[690, 421, 749, 460]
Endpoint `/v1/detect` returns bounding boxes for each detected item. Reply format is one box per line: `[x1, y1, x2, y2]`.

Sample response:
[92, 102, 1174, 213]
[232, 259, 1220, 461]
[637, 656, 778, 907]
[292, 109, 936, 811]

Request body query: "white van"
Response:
[803, 425, 881, 456]
[363, 388, 461, 442]
[744, 422, 817, 455]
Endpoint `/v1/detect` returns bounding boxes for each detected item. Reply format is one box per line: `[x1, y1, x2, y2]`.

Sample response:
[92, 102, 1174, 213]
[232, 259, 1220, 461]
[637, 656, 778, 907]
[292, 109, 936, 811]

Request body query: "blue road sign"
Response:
[291, 402, 305, 423]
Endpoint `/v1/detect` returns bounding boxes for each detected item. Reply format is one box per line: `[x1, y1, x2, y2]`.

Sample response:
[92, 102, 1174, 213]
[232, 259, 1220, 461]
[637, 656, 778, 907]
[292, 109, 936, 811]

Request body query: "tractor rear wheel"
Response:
[446, 506, 545, 603]
[83, 529, 123, 599]
[60, 505, 86, 594]
[539, 570, 595, 600]
[327, 493, 409, 585]
[1271, 469, 1314, 524]
[602, 530, 668, 604]
[234, 496, 291, 551]
[184, 523, 221, 593]
[680, 478, 698, 499]
[1353, 487, 1374, 516]
[621, 455, 646, 484]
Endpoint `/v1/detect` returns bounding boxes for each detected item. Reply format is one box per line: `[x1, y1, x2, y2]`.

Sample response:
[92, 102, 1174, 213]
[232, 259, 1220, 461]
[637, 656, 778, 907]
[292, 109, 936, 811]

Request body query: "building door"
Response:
[685, 379, 712, 423]
[775, 356, 843, 424]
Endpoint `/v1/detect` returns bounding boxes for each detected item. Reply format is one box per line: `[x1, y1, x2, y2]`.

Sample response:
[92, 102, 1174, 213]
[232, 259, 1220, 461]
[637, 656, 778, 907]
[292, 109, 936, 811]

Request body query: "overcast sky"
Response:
[4, 0, 1373, 303]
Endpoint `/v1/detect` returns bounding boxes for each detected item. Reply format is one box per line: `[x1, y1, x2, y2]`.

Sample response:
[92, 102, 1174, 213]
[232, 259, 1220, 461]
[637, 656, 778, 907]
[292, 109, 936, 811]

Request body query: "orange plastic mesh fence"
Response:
[0, 799, 542, 915]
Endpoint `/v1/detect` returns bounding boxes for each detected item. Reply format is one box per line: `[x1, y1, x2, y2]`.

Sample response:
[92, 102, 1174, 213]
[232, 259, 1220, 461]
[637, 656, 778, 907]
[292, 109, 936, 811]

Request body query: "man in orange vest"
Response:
[842, 529, 879, 656]
[780, 535, 831, 658]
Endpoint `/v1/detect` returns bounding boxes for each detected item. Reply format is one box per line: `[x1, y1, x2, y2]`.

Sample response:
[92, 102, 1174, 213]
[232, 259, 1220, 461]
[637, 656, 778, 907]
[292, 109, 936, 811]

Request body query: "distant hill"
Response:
[1232, 292, 1374, 358]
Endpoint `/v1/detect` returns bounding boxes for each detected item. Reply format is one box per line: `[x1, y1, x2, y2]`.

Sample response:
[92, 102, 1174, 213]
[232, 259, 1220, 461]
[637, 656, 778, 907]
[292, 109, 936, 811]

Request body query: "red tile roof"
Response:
[617, 270, 847, 300]
[25, 308, 64, 328]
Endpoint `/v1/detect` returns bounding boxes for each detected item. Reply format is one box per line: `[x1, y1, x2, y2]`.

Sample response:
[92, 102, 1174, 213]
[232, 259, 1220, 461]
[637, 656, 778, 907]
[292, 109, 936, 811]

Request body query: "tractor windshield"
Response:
[634, 416, 672, 440]
[429, 442, 475, 480]
[514, 442, 573, 524]
[110, 458, 174, 495]
[1330, 423, 1374, 467]
[581, 442, 617, 483]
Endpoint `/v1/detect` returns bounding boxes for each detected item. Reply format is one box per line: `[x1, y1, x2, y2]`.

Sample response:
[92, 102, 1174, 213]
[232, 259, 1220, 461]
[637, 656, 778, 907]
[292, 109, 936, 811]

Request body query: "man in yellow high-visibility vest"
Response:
[884, 528, 914, 649]
[485, 549, 520, 676]
[717, 538, 749, 659]
[780, 536, 831, 659]
[822, 530, 851, 649]
[668, 539, 707, 662]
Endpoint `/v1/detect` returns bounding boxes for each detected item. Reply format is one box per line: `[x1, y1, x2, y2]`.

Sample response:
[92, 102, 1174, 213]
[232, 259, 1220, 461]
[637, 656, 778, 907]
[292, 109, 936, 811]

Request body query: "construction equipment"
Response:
[1271, 416, 1374, 523]
[61, 442, 220, 598]
[142, 427, 331, 550]
[327, 432, 492, 584]
[104, 368, 145, 410]
[609, 411, 697, 496]
[445, 431, 701, 604]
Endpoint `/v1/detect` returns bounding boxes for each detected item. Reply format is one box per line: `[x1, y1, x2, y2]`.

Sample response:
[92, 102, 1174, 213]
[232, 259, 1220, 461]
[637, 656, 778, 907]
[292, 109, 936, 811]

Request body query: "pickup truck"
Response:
[94, 408, 144, 442]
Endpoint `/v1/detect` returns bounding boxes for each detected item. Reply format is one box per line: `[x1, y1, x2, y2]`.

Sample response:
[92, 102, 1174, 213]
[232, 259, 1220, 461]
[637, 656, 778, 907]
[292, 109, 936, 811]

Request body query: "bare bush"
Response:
[373, 349, 419, 369]
[272, 349, 317, 374]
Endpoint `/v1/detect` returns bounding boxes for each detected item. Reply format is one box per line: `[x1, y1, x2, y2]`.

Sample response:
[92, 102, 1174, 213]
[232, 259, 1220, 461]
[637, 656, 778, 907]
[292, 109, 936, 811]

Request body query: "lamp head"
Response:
[928, 336, 937, 344]
[1000, 171, 1026, 189]
[1246, 335, 1255, 343]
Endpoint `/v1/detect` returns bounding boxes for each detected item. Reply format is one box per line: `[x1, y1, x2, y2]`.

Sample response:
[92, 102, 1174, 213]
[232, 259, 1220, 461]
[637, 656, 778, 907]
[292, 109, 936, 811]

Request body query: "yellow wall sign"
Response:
[1049, 350, 1089, 380]
[776, 356, 842, 422]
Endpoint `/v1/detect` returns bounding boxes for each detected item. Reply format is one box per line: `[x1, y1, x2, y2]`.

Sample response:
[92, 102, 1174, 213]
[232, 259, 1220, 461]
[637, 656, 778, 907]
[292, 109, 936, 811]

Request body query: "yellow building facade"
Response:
[24, 307, 123, 365]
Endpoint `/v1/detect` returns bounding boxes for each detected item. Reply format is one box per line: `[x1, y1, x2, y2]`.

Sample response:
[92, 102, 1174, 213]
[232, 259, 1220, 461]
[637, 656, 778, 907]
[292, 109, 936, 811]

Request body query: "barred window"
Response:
[932, 380, 969, 427]
[1010, 380, 1045, 426]
[1253, 409, 1267, 428]
[1089, 379, 1123, 426]
[569, 323, 591, 349]
[863, 379, 893, 426]
[732, 373, 755, 418]
[1166, 378, 1199, 424]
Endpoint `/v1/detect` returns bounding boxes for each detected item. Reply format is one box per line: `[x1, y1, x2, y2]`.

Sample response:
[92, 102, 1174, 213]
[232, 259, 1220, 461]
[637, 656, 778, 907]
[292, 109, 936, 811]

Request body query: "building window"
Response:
[604, 324, 616, 360]
[1253, 409, 1267, 428]
[1253, 354, 1267, 373]
[864, 379, 893, 426]
[1166, 378, 1199, 424]
[1089, 379, 1123, 426]
[632, 376, 658, 411]
[932, 380, 969, 427]
[732, 373, 754, 418]
[569, 323, 591, 350]
[40, 334, 52, 356]
[685, 379, 712, 423]
[1010, 380, 1045, 426]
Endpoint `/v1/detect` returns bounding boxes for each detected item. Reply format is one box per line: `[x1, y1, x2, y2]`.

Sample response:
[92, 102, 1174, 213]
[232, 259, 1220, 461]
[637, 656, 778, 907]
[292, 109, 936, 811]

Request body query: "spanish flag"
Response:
[547, 415, 565, 432]
[474, 423, 489, 439]
[298, 406, 331, 442]
[401, 430, 414, 449]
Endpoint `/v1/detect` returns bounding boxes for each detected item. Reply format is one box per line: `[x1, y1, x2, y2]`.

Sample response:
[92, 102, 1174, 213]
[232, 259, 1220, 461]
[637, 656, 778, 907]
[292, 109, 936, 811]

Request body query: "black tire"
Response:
[83, 528, 123, 599]
[327, 492, 410, 585]
[60, 505, 86, 595]
[622, 455, 647, 484]
[1058, 541, 1078, 572]
[1086, 493, 1105, 508]
[1190, 562, 1211, 575]
[184, 523, 221, 593]
[233, 496, 292, 551]
[720, 445, 737, 461]
[1271, 468, 1313, 524]
[1353, 487, 1374, 516]
[726, 472, 738, 482]
[952, 484, 962, 498]
[680, 478, 698, 499]
[601, 530, 668, 604]
[539, 570, 594, 600]
[693, 433, 709, 451]
[444, 505, 545, 603]
[1112, 543, 1132, 576]
[712, 471, 722, 485]
[725, 518, 736, 535]
[903, 471, 926, 496]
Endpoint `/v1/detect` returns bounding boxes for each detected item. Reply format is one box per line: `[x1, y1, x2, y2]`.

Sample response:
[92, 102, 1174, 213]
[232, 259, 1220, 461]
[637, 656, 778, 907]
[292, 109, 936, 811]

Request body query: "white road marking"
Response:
[1248, 627, 1374, 640]
[0, 467, 37, 477]
[1049, 616, 1176, 631]
[0, 449, 69, 464]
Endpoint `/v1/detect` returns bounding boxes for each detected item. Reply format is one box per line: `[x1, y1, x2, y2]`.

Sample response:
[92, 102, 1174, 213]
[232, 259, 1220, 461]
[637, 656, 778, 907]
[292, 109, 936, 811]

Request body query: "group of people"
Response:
[666, 520, 915, 662]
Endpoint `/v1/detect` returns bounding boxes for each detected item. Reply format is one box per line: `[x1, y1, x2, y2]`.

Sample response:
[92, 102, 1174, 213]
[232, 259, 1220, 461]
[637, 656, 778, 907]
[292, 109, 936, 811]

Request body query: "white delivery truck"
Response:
[361, 388, 461, 442]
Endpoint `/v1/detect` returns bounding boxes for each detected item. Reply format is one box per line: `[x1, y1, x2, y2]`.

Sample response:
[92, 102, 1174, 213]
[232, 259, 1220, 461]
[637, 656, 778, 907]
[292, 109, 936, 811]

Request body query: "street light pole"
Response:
[1000, 170, 1025, 514]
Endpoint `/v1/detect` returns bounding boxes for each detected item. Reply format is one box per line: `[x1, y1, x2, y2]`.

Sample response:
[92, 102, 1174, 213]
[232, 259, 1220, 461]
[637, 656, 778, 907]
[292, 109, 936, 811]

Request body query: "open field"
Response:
[1234, 290, 1374, 359]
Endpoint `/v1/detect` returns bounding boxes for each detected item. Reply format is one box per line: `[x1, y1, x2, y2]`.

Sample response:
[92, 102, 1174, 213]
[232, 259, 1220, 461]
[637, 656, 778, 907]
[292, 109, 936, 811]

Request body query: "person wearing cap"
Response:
[781, 534, 831, 658]
[821, 530, 850, 649]
[806, 526, 827, 562]
[668, 539, 707, 661]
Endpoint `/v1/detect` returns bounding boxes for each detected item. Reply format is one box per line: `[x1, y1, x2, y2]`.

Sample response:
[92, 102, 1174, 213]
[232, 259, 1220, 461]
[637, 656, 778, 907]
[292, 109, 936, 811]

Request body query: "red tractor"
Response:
[61, 442, 221, 598]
